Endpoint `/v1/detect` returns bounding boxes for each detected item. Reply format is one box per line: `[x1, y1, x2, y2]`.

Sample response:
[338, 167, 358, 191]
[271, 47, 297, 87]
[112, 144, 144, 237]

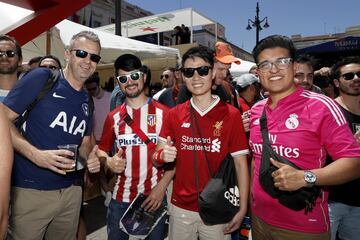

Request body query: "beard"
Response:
[339, 82, 360, 96]
[0, 61, 18, 74]
[124, 84, 144, 98]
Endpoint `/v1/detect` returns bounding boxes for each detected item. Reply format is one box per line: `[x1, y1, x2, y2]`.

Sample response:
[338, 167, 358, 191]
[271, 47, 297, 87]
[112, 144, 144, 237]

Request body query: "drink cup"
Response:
[57, 144, 78, 172]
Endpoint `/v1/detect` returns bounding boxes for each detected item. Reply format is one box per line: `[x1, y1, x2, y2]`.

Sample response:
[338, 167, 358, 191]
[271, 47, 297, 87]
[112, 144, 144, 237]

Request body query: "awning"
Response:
[22, 19, 180, 63]
[297, 36, 360, 54]
[0, 0, 90, 45]
[96, 8, 216, 38]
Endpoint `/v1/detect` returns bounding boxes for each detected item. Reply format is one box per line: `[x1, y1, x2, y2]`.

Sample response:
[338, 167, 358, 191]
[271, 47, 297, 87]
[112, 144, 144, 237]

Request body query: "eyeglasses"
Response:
[181, 66, 211, 78]
[116, 71, 142, 84]
[257, 57, 293, 72]
[341, 71, 360, 81]
[70, 49, 101, 63]
[160, 74, 169, 79]
[0, 50, 16, 58]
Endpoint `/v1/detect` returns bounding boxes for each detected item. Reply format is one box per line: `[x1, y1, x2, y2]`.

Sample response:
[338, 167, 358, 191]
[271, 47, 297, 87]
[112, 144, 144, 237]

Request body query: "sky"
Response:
[126, 0, 360, 52]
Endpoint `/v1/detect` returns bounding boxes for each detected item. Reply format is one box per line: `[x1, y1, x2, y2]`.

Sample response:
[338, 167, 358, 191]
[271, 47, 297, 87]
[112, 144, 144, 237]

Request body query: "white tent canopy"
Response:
[230, 61, 256, 78]
[22, 19, 180, 64]
[96, 8, 216, 38]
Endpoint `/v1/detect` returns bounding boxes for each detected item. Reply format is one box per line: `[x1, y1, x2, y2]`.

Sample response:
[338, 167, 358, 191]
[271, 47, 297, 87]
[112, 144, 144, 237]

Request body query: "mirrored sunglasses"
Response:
[181, 66, 211, 78]
[70, 49, 101, 63]
[341, 71, 360, 81]
[0, 50, 16, 58]
[116, 71, 142, 84]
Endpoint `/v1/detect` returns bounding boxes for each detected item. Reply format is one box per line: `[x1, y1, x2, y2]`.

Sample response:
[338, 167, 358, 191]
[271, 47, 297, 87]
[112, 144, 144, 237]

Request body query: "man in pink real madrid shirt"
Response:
[249, 35, 360, 240]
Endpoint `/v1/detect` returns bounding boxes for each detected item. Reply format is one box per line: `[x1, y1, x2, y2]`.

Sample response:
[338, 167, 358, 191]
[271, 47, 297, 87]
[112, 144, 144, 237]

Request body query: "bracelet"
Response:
[154, 149, 165, 166]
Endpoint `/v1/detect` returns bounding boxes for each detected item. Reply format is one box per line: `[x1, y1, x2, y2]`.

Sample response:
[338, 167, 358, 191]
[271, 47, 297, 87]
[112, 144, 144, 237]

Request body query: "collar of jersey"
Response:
[190, 95, 220, 117]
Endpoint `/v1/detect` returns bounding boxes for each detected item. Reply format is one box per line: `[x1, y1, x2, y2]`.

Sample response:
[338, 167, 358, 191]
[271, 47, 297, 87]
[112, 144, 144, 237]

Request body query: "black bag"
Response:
[190, 106, 239, 225]
[259, 107, 321, 213]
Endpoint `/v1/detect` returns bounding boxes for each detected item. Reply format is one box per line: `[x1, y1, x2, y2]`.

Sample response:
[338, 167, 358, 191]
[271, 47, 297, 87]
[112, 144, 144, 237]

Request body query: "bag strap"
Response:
[190, 105, 213, 176]
[190, 108, 201, 200]
[120, 104, 156, 151]
[16, 69, 60, 129]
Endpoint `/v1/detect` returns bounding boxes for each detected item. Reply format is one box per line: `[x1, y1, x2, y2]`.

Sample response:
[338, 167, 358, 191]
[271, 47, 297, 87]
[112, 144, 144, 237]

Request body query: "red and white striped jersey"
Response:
[99, 99, 169, 203]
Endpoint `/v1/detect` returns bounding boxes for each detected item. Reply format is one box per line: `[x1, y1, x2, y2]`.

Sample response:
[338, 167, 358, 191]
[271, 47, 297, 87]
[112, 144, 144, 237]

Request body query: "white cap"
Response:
[234, 73, 259, 88]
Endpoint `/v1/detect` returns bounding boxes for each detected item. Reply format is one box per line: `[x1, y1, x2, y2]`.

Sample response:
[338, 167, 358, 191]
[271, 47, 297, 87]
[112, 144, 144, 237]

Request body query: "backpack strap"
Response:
[16, 69, 60, 129]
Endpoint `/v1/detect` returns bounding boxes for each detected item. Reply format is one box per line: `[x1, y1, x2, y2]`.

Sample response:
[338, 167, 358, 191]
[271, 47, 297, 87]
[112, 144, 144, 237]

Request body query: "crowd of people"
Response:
[0, 29, 359, 240]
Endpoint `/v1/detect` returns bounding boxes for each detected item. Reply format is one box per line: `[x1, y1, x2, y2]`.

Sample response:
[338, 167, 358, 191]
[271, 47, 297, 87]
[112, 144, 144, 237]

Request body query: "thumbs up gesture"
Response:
[87, 145, 101, 173]
[107, 147, 126, 173]
[162, 136, 177, 163]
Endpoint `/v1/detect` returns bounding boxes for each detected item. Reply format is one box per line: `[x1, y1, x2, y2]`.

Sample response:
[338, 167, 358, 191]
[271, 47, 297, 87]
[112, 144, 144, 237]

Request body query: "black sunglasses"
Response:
[70, 49, 101, 63]
[181, 66, 211, 78]
[160, 74, 169, 79]
[0, 50, 16, 58]
[116, 71, 142, 84]
[341, 71, 360, 81]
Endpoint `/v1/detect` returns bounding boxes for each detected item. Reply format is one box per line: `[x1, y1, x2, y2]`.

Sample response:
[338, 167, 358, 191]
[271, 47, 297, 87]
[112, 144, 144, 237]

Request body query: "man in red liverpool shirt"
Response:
[154, 46, 249, 240]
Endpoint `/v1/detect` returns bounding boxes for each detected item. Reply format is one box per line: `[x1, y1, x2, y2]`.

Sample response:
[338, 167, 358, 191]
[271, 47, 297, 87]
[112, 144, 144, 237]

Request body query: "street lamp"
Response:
[246, 2, 270, 45]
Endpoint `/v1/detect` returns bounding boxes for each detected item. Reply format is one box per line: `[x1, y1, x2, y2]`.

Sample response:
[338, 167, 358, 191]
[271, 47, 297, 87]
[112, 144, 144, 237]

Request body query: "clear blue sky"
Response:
[126, 0, 359, 52]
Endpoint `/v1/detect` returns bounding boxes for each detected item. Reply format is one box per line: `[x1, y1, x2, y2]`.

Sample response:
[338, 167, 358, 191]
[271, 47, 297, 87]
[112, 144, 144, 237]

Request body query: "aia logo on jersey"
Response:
[285, 113, 299, 129]
[213, 121, 223, 136]
[82, 103, 89, 117]
[147, 114, 156, 127]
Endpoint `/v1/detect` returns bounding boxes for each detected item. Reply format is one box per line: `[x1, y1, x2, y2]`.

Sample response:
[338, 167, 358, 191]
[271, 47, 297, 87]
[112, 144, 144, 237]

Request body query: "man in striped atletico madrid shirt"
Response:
[97, 54, 173, 240]
[249, 35, 360, 240]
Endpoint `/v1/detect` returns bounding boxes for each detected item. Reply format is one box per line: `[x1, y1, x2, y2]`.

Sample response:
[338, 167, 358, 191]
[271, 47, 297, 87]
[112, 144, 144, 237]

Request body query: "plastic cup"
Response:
[57, 144, 78, 172]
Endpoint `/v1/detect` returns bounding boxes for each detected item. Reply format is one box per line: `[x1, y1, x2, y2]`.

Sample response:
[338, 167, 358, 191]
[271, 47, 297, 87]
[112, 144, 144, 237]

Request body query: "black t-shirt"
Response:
[328, 104, 360, 206]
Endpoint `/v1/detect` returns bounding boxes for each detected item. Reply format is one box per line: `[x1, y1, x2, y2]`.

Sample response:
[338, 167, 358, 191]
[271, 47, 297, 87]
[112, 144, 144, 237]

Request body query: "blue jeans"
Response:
[329, 201, 360, 240]
[107, 198, 167, 240]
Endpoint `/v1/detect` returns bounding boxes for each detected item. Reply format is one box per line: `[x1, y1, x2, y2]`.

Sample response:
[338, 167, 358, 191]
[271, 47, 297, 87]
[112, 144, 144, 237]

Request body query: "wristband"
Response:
[154, 149, 165, 166]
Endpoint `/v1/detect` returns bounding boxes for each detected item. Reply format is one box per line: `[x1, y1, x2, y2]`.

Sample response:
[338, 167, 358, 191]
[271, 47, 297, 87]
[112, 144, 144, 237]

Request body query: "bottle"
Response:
[238, 215, 251, 240]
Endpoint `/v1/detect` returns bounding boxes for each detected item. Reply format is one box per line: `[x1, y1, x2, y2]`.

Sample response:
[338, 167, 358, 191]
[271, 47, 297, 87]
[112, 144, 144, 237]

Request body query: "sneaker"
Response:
[104, 191, 112, 207]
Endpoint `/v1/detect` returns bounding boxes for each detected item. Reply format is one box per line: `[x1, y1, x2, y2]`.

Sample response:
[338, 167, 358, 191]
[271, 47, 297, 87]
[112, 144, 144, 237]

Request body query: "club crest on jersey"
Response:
[285, 113, 299, 129]
[82, 103, 89, 117]
[213, 121, 223, 136]
[147, 114, 156, 127]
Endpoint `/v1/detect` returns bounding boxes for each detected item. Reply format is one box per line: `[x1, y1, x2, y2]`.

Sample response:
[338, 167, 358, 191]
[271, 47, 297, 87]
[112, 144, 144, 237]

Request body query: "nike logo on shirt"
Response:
[53, 92, 66, 99]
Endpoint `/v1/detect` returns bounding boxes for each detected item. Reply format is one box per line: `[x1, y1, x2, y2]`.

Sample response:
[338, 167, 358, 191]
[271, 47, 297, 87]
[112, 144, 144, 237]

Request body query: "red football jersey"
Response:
[159, 97, 249, 211]
[99, 100, 169, 203]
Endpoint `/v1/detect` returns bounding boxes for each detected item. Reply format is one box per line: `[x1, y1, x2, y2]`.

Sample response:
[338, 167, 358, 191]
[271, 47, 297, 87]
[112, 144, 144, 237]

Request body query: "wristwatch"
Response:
[304, 171, 316, 187]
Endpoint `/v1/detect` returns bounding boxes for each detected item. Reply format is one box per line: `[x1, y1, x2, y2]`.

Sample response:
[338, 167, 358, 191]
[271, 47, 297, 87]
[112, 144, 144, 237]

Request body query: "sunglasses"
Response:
[116, 71, 142, 84]
[160, 74, 169, 79]
[70, 49, 101, 63]
[341, 71, 360, 81]
[0, 50, 16, 58]
[181, 66, 211, 78]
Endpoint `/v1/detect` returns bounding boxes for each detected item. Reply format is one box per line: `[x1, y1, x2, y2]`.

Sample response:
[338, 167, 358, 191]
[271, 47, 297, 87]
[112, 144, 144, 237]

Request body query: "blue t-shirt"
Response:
[3, 68, 92, 190]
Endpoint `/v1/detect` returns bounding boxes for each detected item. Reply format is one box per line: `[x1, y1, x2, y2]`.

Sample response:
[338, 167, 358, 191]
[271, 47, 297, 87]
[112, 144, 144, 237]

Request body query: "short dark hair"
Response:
[331, 56, 360, 80]
[295, 54, 315, 69]
[114, 54, 142, 75]
[181, 46, 214, 68]
[85, 72, 100, 85]
[39, 55, 62, 69]
[140, 65, 151, 87]
[252, 35, 296, 63]
[28, 56, 42, 66]
[0, 34, 22, 60]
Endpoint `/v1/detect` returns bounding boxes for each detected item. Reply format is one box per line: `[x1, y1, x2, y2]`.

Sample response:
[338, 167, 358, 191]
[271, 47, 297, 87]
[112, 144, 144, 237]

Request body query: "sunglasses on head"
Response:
[181, 66, 211, 78]
[341, 71, 360, 81]
[0, 50, 16, 58]
[116, 71, 142, 84]
[160, 74, 169, 79]
[70, 49, 101, 63]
